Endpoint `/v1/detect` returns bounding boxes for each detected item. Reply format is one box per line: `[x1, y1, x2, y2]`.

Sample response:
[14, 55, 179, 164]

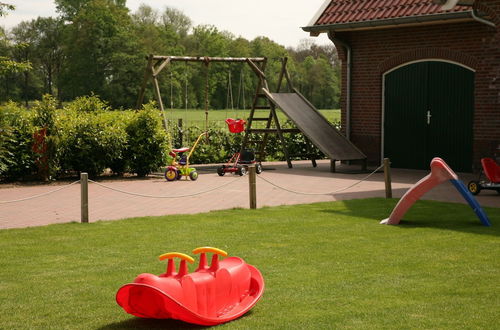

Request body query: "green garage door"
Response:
[384, 61, 474, 172]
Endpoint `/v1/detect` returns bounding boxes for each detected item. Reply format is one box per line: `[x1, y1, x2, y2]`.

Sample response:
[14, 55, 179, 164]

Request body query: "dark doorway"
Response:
[384, 61, 474, 172]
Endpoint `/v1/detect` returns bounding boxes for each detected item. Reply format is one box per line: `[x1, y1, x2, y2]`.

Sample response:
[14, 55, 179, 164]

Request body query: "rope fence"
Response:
[0, 180, 80, 204]
[87, 176, 243, 199]
[0, 159, 393, 224]
[256, 163, 384, 196]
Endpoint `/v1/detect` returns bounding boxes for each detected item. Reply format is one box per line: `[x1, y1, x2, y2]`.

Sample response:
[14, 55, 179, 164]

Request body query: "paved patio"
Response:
[0, 160, 498, 229]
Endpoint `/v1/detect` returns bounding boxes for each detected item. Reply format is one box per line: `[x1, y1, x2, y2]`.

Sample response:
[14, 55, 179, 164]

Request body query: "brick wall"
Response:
[332, 0, 500, 170]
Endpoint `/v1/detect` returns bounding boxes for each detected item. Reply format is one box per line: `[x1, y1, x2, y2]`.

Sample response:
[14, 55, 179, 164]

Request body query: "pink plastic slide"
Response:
[381, 157, 491, 226]
[380, 158, 457, 225]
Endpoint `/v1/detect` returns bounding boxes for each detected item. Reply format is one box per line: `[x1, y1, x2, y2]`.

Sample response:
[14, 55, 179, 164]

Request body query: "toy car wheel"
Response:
[467, 181, 481, 195]
[189, 171, 199, 181]
[165, 169, 178, 181]
[177, 171, 182, 180]
[255, 163, 263, 174]
[217, 167, 225, 176]
[238, 166, 247, 176]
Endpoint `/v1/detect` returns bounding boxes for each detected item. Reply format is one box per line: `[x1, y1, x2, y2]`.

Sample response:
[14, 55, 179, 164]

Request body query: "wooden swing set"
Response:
[136, 55, 319, 168]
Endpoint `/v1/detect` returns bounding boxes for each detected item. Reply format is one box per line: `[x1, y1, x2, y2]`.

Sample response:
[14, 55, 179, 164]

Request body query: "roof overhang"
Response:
[302, 11, 474, 36]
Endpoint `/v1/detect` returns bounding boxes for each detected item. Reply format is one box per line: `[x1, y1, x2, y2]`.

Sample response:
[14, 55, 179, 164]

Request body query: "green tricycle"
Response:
[165, 132, 207, 181]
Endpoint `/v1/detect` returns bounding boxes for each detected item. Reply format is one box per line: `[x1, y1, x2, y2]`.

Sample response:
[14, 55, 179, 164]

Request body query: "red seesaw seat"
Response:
[116, 247, 264, 326]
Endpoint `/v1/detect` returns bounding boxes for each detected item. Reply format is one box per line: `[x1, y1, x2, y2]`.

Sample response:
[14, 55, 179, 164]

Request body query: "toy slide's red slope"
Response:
[116, 256, 264, 326]
[381, 158, 457, 225]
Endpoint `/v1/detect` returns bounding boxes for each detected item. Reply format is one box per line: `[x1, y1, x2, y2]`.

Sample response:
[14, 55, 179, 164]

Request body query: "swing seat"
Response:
[225, 118, 246, 133]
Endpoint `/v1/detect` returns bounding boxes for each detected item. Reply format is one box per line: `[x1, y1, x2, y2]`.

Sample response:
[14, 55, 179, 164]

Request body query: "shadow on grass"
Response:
[98, 318, 207, 330]
[100, 310, 255, 329]
[322, 198, 500, 237]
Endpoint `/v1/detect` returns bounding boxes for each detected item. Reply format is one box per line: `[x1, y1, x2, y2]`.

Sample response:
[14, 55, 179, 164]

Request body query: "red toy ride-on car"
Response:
[217, 118, 263, 176]
[467, 157, 500, 195]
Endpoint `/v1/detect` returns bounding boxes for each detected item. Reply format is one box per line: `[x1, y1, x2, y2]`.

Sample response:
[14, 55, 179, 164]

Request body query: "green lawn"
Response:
[164, 108, 340, 129]
[0, 198, 498, 329]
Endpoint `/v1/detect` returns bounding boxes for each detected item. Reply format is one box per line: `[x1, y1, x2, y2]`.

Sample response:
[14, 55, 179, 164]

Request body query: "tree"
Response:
[11, 21, 43, 104]
[60, 0, 143, 107]
[32, 18, 65, 97]
[55, 0, 125, 21]
[161, 7, 192, 39]
[0, 2, 32, 101]
[0, 2, 14, 17]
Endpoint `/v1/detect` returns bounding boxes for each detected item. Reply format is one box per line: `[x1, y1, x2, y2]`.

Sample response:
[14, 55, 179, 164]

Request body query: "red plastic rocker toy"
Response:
[116, 247, 265, 326]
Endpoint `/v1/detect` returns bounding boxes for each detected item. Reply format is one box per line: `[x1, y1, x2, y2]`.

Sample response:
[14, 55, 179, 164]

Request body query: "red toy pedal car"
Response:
[217, 149, 263, 176]
[467, 157, 500, 195]
[217, 118, 263, 176]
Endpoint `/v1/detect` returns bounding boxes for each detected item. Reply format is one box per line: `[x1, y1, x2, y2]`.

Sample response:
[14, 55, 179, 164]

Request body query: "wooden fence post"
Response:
[384, 158, 392, 198]
[81, 172, 89, 223]
[248, 166, 257, 209]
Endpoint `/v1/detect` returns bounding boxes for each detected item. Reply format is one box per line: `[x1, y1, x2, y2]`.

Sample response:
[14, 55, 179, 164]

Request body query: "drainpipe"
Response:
[328, 31, 352, 141]
[471, 8, 496, 28]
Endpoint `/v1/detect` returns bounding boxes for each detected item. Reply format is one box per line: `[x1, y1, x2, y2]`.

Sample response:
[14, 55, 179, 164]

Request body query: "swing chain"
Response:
[204, 57, 210, 141]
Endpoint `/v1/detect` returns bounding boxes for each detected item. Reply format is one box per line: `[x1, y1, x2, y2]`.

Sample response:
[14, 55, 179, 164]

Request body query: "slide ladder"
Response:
[241, 58, 366, 171]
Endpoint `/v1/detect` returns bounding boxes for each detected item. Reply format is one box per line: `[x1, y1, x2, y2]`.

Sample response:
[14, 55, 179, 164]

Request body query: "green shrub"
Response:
[64, 94, 111, 113]
[58, 109, 127, 177]
[0, 102, 36, 180]
[125, 103, 169, 176]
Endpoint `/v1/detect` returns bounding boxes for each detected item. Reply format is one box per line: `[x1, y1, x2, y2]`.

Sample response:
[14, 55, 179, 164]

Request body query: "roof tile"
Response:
[314, 0, 471, 26]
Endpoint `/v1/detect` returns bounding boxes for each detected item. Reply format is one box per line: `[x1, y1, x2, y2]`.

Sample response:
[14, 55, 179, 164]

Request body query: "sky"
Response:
[1, 0, 331, 48]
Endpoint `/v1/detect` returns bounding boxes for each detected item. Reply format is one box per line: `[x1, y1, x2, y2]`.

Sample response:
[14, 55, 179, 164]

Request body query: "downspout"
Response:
[471, 8, 496, 28]
[328, 31, 352, 141]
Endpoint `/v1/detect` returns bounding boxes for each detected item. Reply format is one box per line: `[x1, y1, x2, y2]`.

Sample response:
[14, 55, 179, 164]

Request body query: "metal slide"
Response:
[263, 89, 366, 162]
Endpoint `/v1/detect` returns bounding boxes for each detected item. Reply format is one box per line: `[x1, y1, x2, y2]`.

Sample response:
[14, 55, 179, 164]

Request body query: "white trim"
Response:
[384, 59, 475, 76]
[380, 59, 475, 162]
[307, 0, 331, 27]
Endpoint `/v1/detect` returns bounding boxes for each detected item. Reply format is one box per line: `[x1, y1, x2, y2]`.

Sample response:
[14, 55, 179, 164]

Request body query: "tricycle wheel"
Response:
[255, 163, 263, 174]
[189, 170, 199, 181]
[238, 166, 247, 176]
[217, 167, 225, 176]
[165, 169, 178, 181]
[467, 181, 481, 195]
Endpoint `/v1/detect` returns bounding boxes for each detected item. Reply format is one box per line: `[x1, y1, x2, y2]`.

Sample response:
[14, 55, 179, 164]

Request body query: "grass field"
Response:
[0, 198, 498, 329]
[164, 108, 340, 129]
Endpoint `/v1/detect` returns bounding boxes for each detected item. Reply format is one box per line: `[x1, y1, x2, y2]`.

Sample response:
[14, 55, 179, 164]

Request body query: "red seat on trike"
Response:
[481, 158, 500, 183]
[172, 147, 190, 153]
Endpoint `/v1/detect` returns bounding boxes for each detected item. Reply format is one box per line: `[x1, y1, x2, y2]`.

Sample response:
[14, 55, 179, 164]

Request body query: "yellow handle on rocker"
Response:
[192, 247, 228, 257]
[158, 252, 195, 263]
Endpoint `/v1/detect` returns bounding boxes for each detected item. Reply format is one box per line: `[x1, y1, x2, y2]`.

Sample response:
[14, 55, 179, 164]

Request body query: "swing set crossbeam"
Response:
[150, 56, 266, 63]
[137, 54, 308, 169]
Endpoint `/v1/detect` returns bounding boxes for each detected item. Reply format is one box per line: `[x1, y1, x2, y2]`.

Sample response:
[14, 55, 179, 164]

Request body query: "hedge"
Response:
[0, 95, 334, 181]
[0, 95, 169, 181]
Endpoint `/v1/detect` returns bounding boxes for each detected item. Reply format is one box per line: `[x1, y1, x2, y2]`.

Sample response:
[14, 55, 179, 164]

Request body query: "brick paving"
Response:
[0, 160, 498, 229]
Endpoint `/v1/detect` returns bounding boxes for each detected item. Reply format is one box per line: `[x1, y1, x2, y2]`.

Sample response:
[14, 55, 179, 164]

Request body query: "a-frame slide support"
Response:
[241, 57, 322, 169]
[243, 57, 367, 171]
[240, 58, 294, 168]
